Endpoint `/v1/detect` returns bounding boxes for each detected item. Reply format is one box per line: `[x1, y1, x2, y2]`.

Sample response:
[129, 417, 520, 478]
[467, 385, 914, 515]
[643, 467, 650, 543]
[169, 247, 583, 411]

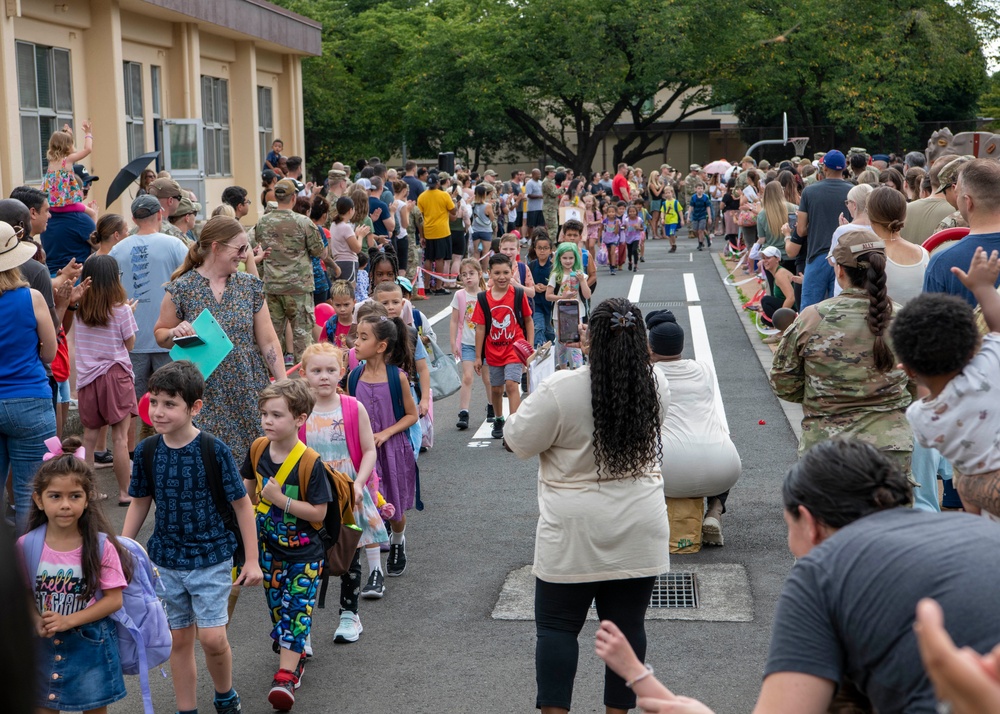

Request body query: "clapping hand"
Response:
[952, 247, 1000, 292]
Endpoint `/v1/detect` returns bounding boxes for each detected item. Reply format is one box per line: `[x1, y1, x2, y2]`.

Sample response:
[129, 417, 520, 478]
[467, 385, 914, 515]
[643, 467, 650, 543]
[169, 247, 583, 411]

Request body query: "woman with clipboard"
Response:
[153, 216, 286, 463]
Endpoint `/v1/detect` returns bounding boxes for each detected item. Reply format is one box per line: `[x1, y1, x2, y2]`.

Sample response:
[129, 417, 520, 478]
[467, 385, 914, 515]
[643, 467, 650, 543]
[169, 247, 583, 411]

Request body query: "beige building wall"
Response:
[0, 0, 320, 224]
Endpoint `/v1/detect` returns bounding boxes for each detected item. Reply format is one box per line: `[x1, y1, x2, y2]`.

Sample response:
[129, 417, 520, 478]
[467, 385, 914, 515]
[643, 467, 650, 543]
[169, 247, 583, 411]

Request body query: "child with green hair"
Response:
[545, 242, 591, 370]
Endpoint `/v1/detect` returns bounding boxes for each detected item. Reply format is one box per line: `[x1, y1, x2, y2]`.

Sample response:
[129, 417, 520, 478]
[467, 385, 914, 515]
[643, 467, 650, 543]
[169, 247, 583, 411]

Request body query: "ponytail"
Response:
[170, 216, 244, 281]
[359, 314, 416, 378]
[843, 251, 894, 372]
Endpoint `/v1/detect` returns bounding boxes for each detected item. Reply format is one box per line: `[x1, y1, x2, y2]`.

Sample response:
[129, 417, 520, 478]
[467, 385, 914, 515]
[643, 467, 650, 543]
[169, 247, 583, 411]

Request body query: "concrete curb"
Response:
[711, 254, 803, 443]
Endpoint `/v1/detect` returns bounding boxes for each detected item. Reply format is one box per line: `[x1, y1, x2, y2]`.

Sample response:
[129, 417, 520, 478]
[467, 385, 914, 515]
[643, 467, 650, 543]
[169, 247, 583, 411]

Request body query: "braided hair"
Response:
[783, 438, 912, 528]
[587, 298, 662, 480]
[841, 246, 894, 372]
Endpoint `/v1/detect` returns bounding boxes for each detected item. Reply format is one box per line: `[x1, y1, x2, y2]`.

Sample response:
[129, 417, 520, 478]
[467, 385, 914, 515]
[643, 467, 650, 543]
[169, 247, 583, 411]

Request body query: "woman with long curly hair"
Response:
[505, 297, 670, 714]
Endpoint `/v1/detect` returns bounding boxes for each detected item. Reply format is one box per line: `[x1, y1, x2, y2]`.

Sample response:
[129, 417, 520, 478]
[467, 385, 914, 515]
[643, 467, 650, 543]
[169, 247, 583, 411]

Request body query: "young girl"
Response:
[88, 214, 127, 257]
[348, 315, 418, 580]
[43, 121, 93, 214]
[299, 343, 387, 638]
[583, 194, 601, 252]
[74, 255, 138, 506]
[450, 258, 491, 430]
[600, 203, 621, 275]
[373, 281, 431, 425]
[19, 438, 133, 713]
[661, 187, 683, 253]
[623, 204, 645, 273]
[546, 242, 591, 370]
[471, 184, 495, 262]
[324, 280, 356, 347]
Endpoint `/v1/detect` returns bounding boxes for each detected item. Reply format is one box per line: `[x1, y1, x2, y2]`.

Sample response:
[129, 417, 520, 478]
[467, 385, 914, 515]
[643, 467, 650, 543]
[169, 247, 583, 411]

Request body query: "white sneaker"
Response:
[334, 612, 363, 643]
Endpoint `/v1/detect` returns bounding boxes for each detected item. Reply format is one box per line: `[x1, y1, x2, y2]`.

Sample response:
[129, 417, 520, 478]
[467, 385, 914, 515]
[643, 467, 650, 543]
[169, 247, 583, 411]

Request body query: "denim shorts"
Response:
[461, 344, 477, 362]
[56, 380, 71, 404]
[157, 559, 232, 629]
[489, 362, 522, 387]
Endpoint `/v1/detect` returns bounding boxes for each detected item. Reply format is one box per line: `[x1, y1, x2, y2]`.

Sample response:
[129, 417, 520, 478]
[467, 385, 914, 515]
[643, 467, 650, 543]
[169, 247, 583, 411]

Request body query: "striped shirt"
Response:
[74, 303, 138, 389]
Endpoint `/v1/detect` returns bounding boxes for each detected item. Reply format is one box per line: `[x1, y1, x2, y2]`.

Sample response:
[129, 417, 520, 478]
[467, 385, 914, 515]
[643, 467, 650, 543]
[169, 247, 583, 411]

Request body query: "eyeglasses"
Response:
[221, 242, 249, 256]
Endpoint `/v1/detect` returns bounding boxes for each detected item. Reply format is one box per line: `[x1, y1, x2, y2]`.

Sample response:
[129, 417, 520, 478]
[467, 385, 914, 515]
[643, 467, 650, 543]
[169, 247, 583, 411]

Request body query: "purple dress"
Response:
[354, 377, 416, 520]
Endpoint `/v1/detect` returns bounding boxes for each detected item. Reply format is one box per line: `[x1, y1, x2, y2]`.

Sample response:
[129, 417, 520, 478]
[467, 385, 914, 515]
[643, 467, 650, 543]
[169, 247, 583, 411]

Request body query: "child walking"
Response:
[623, 204, 645, 272]
[528, 234, 555, 347]
[19, 437, 132, 713]
[323, 280, 356, 348]
[241, 379, 334, 711]
[662, 187, 683, 253]
[451, 258, 491, 429]
[600, 203, 621, 275]
[348, 314, 419, 581]
[473, 253, 534, 439]
[299, 343, 386, 642]
[123, 361, 262, 714]
[546, 243, 591, 370]
[74, 255, 139, 506]
[43, 121, 93, 214]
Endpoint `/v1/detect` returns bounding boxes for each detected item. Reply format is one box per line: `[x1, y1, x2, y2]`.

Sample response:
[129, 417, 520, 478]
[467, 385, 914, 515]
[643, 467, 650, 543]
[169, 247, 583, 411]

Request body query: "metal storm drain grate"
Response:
[636, 301, 685, 308]
[650, 572, 698, 609]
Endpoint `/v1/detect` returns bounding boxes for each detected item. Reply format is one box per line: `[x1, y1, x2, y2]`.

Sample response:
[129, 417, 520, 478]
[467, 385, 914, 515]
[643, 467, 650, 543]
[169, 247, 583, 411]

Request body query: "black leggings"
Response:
[626, 241, 640, 265]
[535, 576, 656, 711]
[339, 547, 362, 614]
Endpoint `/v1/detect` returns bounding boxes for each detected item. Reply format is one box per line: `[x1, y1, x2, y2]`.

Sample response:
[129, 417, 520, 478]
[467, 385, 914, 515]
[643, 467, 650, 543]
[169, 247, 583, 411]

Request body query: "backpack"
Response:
[248, 438, 356, 576]
[347, 363, 406, 421]
[476, 285, 527, 360]
[141, 432, 244, 566]
[22, 526, 171, 714]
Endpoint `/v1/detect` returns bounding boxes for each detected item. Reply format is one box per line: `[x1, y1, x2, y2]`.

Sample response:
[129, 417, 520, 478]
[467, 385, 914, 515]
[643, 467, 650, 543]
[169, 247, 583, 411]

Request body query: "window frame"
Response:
[201, 75, 231, 177]
[16, 40, 73, 184]
[257, 85, 273, 168]
[123, 60, 145, 161]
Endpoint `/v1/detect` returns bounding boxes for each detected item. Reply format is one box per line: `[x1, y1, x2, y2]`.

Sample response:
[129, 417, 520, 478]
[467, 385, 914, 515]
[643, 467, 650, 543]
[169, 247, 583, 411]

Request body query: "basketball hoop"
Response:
[788, 137, 809, 155]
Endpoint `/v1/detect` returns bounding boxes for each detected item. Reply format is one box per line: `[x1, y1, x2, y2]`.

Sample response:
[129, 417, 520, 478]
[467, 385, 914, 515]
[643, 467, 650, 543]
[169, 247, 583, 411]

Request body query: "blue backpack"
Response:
[22, 525, 172, 714]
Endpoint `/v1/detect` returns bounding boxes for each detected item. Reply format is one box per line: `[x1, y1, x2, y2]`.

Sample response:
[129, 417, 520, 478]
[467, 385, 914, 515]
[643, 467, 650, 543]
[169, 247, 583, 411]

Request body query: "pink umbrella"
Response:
[703, 159, 733, 174]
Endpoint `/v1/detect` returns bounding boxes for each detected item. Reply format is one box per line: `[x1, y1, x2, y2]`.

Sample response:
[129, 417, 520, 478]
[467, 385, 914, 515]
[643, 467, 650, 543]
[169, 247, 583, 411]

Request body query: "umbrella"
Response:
[105, 151, 161, 208]
[703, 159, 733, 175]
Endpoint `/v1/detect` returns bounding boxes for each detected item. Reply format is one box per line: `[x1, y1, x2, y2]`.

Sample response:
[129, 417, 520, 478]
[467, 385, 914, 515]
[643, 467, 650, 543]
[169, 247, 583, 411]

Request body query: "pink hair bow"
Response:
[42, 436, 85, 461]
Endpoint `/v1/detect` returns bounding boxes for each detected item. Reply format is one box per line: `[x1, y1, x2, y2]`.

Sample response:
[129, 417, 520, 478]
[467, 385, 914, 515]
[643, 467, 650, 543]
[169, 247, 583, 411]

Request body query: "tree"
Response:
[712, 0, 989, 152]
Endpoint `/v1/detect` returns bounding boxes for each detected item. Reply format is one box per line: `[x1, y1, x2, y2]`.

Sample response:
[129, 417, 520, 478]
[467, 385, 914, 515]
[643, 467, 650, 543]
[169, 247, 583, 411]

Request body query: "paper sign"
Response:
[527, 341, 556, 392]
[169, 309, 234, 380]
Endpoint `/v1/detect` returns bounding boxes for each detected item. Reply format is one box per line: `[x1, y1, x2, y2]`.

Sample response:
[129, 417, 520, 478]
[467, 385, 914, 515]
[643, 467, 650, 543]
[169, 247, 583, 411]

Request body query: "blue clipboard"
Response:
[169, 309, 234, 380]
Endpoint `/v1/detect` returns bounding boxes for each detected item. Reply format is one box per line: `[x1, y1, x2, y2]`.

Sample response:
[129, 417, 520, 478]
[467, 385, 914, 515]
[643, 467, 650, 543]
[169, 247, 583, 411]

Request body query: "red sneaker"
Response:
[267, 669, 298, 711]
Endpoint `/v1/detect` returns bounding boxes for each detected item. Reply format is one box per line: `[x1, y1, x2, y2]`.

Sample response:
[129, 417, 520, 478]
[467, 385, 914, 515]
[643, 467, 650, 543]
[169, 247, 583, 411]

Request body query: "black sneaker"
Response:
[640, 257, 646, 262]
[94, 450, 114, 464]
[361, 569, 386, 598]
[456, 410, 470, 430]
[706, 236, 712, 248]
[213, 690, 242, 714]
[669, 245, 677, 253]
[386, 540, 407, 577]
[697, 243, 704, 251]
[486, 404, 495, 423]
[492, 417, 505, 440]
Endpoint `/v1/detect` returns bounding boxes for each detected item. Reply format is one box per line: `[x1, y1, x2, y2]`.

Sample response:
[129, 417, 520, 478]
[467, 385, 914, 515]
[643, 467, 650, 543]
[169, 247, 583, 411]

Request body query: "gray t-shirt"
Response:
[525, 179, 544, 212]
[766, 508, 1000, 713]
[110, 232, 188, 353]
[798, 178, 851, 263]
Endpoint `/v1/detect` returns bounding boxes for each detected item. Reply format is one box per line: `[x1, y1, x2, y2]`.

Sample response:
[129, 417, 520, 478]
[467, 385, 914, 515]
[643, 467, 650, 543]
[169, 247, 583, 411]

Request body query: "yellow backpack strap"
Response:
[255, 440, 306, 516]
[249, 437, 270, 503]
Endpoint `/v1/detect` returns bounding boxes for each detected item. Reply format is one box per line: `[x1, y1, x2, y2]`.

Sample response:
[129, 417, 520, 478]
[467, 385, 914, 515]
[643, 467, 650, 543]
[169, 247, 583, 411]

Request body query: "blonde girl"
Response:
[450, 258, 490, 430]
[43, 120, 93, 213]
[648, 170, 665, 240]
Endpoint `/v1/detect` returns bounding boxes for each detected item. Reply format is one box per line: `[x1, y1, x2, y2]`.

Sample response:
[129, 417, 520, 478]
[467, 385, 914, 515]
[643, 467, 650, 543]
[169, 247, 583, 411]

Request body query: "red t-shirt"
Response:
[612, 173, 630, 202]
[471, 286, 533, 366]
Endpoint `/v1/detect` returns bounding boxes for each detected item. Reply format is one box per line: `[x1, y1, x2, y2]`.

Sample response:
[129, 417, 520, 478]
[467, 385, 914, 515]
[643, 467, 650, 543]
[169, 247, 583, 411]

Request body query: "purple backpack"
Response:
[22, 525, 172, 714]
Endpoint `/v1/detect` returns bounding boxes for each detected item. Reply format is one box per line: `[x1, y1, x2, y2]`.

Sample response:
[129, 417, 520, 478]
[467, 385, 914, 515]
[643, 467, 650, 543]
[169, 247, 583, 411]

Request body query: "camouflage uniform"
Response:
[770, 288, 914, 471]
[683, 172, 702, 207]
[541, 177, 564, 229]
[128, 220, 191, 246]
[255, 208, 325, 361]
[935, 210, 968, 233]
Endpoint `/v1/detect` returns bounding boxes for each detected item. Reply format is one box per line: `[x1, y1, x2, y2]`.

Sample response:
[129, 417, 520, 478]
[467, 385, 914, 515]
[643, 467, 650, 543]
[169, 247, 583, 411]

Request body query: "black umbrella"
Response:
[105, 151, 161, 208]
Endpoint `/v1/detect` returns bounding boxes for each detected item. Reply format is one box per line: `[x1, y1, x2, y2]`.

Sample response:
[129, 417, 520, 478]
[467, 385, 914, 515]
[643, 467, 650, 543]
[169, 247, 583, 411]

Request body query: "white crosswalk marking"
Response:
[471, 397, 509, 441]
[628, 274, 644, 303]
[683, 273, 700, 302]
[429, 304, 452, 325]
[687, 301, 729, 434]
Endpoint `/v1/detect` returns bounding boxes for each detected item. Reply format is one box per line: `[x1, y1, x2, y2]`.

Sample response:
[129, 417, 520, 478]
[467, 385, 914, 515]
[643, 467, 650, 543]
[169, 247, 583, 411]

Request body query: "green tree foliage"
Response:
[713, 0, 989, 151]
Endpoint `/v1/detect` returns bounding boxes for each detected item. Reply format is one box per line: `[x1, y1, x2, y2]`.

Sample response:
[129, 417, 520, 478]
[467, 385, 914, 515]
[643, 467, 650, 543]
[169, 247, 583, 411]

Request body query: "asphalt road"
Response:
[100, 230, 802, 714]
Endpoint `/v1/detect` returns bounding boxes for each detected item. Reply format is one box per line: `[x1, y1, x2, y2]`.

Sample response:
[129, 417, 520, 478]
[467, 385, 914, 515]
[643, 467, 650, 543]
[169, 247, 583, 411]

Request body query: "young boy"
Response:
[662, 187, 684, 252]
[123, 361, 262, 714]
[241, 379, 334, 711]
[473, 253, 534, 440]
[687, 183, 712, 251]
[892, 247, 1000, 518]
[264, 139, 284, 172]
[324, 279, 356, 348]
[497, 232, 535, 288]
[560, 219, 597, 313]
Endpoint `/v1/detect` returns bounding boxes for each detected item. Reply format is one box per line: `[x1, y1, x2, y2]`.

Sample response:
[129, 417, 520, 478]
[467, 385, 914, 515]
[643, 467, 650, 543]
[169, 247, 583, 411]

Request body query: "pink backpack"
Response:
[298, 395, 377, 489]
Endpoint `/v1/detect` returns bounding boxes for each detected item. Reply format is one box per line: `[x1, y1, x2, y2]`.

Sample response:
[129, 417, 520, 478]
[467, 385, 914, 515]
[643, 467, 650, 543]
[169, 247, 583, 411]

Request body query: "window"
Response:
[201, 75, 230, 176]
[16, 41, 73, 183]
[257, 86, 273, 168]
[712, 103, 736, 115]
[123, 61, 144, 160]
[150, 66, 163, 171]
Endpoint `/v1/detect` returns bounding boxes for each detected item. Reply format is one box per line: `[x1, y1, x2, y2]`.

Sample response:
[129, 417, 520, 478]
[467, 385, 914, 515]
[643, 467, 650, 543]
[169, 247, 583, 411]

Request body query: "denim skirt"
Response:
[35, 617, 127, 711]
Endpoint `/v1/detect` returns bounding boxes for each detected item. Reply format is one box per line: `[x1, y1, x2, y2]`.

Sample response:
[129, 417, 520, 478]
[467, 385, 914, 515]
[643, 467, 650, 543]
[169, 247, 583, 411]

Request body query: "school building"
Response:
[0, 0, 321, 219]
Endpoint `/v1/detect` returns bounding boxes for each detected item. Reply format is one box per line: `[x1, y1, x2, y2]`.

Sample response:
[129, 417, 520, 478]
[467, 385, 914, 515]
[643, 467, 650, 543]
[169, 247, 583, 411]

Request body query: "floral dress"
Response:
[42, 158, 84, 209]
[166, 270, 272, 463]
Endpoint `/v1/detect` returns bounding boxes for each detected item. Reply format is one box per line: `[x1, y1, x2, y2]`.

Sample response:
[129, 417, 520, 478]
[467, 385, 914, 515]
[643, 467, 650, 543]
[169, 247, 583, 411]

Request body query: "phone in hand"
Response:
[172, 334, 205, 348]
[557, 300, 581, 343]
